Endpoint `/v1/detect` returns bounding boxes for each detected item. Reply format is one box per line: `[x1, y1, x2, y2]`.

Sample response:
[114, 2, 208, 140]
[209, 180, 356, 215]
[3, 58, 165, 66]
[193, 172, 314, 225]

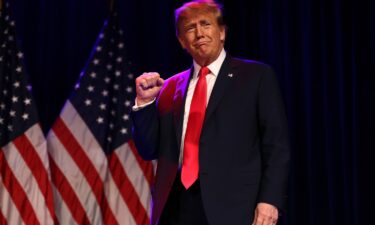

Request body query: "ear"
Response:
[178, 36, 186, 49]
[220, 27, 226, 42]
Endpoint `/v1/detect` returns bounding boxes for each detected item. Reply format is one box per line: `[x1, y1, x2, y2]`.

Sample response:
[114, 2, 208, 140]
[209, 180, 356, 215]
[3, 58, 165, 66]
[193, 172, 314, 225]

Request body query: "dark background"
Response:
[9, 0, 375, 224]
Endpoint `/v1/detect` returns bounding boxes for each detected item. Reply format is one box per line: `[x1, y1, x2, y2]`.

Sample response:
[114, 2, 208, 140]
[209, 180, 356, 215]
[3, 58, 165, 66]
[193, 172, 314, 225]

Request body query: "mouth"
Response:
[194, 41, 209, 48]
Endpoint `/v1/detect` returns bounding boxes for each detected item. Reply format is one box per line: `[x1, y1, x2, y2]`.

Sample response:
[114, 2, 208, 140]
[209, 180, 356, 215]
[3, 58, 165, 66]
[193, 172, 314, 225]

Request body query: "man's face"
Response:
[177, 11, 225, 66]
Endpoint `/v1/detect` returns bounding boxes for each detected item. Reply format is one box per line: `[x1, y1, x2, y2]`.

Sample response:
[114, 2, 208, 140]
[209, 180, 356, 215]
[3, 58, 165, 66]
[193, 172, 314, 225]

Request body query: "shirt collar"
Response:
[192, 49, 226, 79]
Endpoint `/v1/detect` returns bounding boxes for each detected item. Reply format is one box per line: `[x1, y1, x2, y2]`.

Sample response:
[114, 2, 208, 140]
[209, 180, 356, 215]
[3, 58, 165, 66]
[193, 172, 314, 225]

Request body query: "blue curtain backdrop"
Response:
[10, 0, 374, 224]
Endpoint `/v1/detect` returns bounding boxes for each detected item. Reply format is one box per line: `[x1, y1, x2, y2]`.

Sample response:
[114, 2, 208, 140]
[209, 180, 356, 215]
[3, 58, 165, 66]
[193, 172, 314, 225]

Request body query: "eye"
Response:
[202, 21, 211, 27]
[185, 26, 195, 32]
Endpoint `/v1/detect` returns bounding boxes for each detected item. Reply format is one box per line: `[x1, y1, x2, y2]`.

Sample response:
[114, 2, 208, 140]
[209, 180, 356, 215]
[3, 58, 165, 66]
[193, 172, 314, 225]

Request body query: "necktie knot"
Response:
[199, 66, 210, 78]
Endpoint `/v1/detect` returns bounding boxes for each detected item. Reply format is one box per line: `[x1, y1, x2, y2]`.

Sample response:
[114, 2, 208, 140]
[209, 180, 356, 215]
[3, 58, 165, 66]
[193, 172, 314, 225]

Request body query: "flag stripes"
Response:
[0, 125, 55, 225]
[49, 156, 92, 225]
[48, 101, 154, 224]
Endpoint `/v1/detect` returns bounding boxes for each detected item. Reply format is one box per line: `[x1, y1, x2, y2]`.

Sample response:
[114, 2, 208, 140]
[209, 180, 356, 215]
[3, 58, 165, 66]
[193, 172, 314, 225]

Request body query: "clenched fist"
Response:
[135, 72, 165, 105]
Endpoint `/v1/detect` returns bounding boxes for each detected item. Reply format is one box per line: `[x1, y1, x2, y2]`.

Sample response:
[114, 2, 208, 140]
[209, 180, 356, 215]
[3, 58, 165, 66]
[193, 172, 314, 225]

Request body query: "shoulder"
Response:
[159, 69, 190, 92]
[225, 56, 281, 93]
[163, 69, 191, 85]
[230, 57, 274, 74]
[157, 69, 190, 113]
[224, 56, 276, 85]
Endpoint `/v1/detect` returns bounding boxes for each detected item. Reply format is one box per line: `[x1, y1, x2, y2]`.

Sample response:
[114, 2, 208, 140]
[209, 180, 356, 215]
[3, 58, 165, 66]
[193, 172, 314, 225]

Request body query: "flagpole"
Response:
[109, 0, 114, 12]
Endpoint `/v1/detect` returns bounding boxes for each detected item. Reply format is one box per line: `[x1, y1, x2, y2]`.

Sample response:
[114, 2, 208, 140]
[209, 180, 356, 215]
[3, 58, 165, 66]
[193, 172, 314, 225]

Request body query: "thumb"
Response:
[156, 78, 164, 87]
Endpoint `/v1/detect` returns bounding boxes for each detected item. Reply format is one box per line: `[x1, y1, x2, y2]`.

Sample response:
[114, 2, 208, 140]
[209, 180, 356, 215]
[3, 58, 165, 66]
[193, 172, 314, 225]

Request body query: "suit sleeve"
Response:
[131, 101, 160, 160]
[256, 66, 290, 212]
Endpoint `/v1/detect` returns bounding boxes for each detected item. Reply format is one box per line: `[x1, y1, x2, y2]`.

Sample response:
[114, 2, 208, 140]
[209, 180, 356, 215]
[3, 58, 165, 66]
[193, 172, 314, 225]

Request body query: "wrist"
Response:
[136, 97, 155, 106]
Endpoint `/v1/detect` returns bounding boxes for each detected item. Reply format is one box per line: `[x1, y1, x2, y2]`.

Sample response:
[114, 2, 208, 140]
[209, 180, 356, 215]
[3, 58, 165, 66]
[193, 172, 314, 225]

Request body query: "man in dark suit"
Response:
[131, 1, 290, 225]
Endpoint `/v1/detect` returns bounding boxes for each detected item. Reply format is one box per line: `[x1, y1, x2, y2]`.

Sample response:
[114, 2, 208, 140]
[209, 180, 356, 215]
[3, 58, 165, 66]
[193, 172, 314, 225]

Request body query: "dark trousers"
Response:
[158, 172, 209, 225]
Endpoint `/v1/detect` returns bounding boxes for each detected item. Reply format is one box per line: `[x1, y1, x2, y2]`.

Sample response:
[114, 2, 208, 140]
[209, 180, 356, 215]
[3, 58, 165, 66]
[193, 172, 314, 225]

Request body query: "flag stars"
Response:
[17, 52, 24, 59]
[126, 86, 132, 93]
[87, 86, 95, 92]
[116, 57, 122, 63]
[22, 113, 29, 120]
[111, 110, 116, 116]
[109, 123, 114, 129]
[96, 46, 102, 52]
[118, 43, 124, 49]
[90, 72, 97, 78]
[106, 64, 113, 70]
[97, 117, 104, 124]
[107, 136, 112, 142]
[120, 128, 128, 134]
[12, 96, 18, 103]
[93, 59, 100, 65]
[84, 99, 92, 106]
[24, 98, 31, 105]
[115, 71, 121, 77]
[0, 118, 3, 124]
[127, 73, 134, 79]
[122, 114, 129, 121]
[102, 90, 109, 97]
[104, 77, 111, 83]
[13, 81, 20, 88]
[99, 33, 105, 39]
[9, 110, 16, 117]
[7, 125, 13, 132]
[0, 103, 5, 110]
[112, 97, 118, 103]
[113, 84, 119, 90]
[15, 66, 22, 73]
[124, 101, 131, 107]
[99, 103, 107, 110]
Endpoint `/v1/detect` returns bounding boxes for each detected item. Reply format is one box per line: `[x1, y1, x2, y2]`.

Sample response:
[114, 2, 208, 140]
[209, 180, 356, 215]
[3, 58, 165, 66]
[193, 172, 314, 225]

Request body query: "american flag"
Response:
[0, 1, 55, 224]
[46, 8, 155, 225]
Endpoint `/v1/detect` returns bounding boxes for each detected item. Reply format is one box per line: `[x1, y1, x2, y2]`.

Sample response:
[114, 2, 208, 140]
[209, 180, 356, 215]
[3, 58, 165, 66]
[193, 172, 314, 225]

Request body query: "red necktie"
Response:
[181, 66, 210, 189]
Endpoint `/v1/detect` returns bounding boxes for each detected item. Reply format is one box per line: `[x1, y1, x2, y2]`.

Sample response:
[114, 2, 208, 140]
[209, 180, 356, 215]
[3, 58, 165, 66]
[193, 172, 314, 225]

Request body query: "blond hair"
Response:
[174, 0, 225, 36]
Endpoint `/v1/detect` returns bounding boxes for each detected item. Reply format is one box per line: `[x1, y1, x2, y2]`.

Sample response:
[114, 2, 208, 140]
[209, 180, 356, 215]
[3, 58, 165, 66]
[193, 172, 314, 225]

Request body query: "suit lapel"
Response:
[204, 56, 235, 123]
[173, 68, 193, 149]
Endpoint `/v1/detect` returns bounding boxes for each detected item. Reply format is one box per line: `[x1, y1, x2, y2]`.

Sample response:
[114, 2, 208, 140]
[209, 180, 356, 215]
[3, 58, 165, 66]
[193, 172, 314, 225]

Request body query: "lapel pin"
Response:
[228, 73, 234, 78]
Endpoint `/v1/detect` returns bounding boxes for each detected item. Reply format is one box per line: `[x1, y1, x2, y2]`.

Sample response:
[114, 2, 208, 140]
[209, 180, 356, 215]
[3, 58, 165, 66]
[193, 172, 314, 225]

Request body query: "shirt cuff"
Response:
[132, 98, 156, 111]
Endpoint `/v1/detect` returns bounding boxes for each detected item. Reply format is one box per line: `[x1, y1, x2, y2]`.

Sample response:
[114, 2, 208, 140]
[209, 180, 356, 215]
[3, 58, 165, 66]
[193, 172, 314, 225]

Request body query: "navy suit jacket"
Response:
[131, 55, 290, 225]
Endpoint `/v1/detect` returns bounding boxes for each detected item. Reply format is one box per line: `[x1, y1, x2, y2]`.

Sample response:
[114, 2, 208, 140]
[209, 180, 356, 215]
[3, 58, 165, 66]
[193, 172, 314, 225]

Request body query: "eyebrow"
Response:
[184, 19, 211, 27]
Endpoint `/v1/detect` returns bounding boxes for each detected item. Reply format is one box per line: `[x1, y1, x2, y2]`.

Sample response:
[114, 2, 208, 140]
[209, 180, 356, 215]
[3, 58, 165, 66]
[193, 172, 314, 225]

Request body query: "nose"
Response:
[196, 25, 204, 38]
